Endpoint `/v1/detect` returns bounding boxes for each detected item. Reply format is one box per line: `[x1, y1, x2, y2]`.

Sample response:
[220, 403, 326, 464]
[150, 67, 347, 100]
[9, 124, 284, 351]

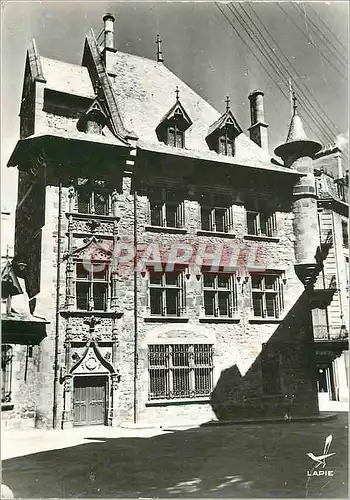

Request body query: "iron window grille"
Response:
[1, 345, 13, 404]
[261, 349, 282, 395]
[75, 261, 110, 311]
[149, 270, 185, 316]
[246, 211, 277, 237]
[148, 188, 184, 228]
[251, 274, 284, 319]
[148, 344, 213, 400]
[76, 178, 110, 216]
[203, 273, 238, 317]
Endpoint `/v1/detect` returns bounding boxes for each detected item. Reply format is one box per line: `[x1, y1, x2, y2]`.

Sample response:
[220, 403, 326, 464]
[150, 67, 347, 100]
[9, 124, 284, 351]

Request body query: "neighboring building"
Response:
[2, 14, 348, 429]
[1, 206, 14, 266]
[1, 259, 48, 430]
[313, 146, 349, 405]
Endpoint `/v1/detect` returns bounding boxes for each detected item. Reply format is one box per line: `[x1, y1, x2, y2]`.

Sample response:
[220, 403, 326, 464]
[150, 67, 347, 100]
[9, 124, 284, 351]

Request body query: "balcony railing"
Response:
[313, 325, 348, 341]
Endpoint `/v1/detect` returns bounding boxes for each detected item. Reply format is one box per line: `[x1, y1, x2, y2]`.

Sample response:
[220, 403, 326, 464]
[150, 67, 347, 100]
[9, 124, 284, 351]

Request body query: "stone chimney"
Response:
[102, 13, 117, 77]
[248, 90, 268, 151]
[103, 13, 115, 49]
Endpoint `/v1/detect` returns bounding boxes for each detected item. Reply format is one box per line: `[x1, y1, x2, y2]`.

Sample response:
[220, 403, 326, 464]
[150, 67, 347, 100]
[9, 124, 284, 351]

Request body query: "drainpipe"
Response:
[133, 189, 138, 424]
[53, 181, 62, 429]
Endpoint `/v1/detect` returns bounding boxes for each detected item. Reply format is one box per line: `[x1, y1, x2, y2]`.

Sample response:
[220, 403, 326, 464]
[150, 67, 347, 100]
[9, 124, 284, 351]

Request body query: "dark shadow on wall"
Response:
[2, 414, 347, 498]
[210, 290, 319, 420]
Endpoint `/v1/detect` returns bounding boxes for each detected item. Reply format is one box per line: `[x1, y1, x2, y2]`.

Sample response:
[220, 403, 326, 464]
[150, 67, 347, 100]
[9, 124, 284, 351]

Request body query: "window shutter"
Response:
[273, 212, 278, 236]
[227, 138, 234, 156]
[168, 128, 175, 147]
[232, 276, 238, 314]
[176, 201, 184, 228]
[146, 197, 151, 224]
[211, 208, 216, 231]
[224, 205, 234, 232]
[179, 272, 186, 315]
[278, 276, 284, 312]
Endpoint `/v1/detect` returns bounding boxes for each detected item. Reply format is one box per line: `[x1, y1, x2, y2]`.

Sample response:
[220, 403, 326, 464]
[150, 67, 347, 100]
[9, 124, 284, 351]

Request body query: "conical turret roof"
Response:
[274, 93, 321, 160]
[285, 103, 307, 142]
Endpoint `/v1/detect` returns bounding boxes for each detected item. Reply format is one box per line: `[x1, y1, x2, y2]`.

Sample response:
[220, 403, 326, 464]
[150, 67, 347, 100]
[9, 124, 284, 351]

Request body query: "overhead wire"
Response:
[278, 3, 347, 81]
[308, 3, 348, 55]
[241, 1, 346, 156]
[293, 3, 347, 72]
[213, 3, 293, 113]
[224, 3, 337, 146]
[215, 2, 347, 162]
[211, 6, 285, 122]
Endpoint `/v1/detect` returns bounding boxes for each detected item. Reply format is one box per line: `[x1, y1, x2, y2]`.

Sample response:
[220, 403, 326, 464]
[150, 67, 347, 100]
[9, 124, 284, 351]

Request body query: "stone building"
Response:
[312, 146, 349, 405]
[2, 14, 348, 429]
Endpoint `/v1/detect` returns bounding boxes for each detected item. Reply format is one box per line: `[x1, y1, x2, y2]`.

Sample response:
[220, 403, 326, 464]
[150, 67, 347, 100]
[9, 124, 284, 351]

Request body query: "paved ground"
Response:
[1, 413, 348, 498]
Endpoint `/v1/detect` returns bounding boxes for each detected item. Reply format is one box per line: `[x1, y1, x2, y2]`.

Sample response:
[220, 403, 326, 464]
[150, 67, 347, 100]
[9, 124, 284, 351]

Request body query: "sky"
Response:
[1, 0, 349, 213]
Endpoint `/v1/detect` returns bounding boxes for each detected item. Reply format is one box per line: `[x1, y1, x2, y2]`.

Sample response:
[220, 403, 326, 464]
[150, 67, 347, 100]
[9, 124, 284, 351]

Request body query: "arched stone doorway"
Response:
[62, 339, 120, 428]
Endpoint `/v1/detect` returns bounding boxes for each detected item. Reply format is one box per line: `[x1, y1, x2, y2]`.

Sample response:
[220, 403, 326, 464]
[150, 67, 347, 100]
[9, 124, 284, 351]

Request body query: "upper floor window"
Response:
[76, 178, 110, 216]
[200, 194, 234, 233]
[247, 210, 277, 237]
[251, 273, 284, 319]
[206, 106, 242, 156]
[167, 125, 185, 148]
[155, 92, 192, 150]
[75, 261, 109, 311]
[148, 188, 184, 229]
[342, 220, 348, 248]
[218, 131, 235, 156]
[149, 269, 185, 317]
[1, 345, 13, 404]
[148, 343, 213, 400]
[203, 272, 238, 318]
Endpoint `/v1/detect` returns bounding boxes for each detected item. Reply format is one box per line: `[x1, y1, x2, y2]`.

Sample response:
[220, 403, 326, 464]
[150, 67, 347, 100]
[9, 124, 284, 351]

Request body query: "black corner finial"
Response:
[175, 86, 180, 101]
[225, 95, 230, 112]
[156, 33, 164, 63]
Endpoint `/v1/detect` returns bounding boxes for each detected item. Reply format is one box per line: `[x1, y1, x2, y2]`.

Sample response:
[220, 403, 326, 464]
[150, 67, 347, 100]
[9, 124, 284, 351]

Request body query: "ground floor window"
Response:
[1, 345, 13, 403]
[148, 344, 213, 400]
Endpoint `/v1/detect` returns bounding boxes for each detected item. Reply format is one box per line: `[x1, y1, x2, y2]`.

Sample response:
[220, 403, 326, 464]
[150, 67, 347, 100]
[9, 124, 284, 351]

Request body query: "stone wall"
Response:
[1, 345, 40, 430]
[112, 165, 315, 425]
[9, 152, 322, 428]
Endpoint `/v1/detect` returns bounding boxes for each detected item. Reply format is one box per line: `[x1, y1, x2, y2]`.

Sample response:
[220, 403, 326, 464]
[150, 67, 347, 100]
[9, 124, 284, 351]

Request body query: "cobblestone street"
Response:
[1, 413, 347, 498]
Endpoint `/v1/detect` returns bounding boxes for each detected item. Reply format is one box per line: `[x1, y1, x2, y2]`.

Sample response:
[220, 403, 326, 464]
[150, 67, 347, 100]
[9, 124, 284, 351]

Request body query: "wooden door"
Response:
[73, 376, 107, 426]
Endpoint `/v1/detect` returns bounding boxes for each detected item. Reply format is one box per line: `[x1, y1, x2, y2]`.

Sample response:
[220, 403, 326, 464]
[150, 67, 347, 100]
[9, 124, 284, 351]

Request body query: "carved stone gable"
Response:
[69, 236, 112, 262]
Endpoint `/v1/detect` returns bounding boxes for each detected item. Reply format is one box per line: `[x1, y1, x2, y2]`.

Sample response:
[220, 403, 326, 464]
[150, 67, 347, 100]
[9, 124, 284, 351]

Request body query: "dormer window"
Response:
[156, 87, 192, 149]
[206, 97, 242, 156]
[77, 100, 108, 135]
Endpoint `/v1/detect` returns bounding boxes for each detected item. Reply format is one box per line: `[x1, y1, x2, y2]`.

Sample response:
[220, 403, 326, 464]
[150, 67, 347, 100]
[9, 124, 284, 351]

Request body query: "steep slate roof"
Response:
[41, 57, 95, 99]
[107, 51, 275, 166]
[36, 48, 288, 169]
[317, 172, 348, 205]
[207, 110, 242, 138]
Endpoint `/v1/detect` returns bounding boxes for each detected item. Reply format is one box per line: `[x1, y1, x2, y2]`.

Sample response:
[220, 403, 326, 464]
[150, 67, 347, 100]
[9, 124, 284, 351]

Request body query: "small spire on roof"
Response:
[175, 86, 180, 101]
[225, 95, 230, 112]
[292, 91, 298, 113]
[156, 33, 164, 63]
